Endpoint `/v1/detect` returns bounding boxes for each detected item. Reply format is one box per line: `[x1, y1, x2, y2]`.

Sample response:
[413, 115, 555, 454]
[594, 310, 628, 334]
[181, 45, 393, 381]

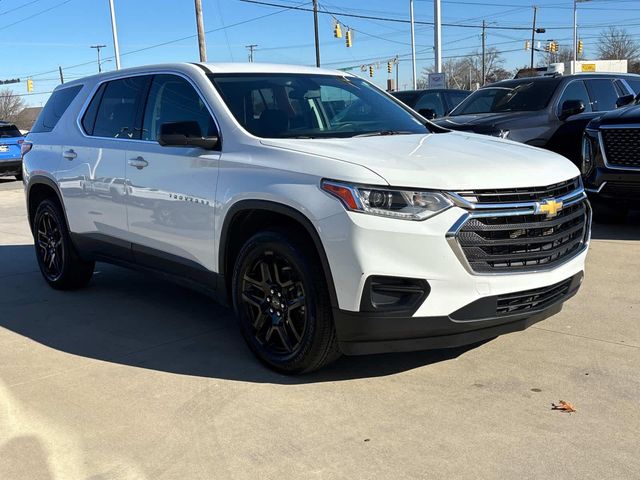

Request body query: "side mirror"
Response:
[418, 108, 437, 120]
[559, 99, 585, 120]
[616, 94, 635, 108]
[157, 121, 219, 150]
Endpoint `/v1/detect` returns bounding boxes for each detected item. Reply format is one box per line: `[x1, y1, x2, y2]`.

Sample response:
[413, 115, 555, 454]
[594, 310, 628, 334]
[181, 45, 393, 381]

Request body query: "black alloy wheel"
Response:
[240, 251, 308, 357]
[36, 209, 64, 282]
[33, 199, 94, 290]
[232, 230, 340, 374]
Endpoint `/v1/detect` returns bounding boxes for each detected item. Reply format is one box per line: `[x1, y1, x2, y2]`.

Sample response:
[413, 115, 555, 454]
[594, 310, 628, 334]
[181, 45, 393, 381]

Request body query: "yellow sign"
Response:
[581, 63, 596, 72]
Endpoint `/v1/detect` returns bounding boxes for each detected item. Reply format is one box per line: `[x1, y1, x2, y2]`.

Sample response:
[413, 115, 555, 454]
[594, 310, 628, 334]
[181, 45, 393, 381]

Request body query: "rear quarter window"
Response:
[31, 85, 83, 133]
[0, 124, 22, 138]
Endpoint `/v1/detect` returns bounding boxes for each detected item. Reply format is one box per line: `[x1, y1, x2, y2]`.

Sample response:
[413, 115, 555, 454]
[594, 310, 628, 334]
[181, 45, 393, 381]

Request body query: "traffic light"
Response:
[26, 78, 33, 93]
[345, 29, 352, 48]
[524, 40, 530, 51]
[387, 62, 392, 74]
[333, 22, 342, 39]
[369, 65, 374, 77]
[578, 40, 584, 55]
[550, 41, 558, 53]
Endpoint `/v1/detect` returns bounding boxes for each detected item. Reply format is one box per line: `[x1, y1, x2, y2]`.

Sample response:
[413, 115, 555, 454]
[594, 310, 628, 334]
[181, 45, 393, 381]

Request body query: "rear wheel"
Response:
[232, 230, 340, 374]
[33, 199, 95, 290]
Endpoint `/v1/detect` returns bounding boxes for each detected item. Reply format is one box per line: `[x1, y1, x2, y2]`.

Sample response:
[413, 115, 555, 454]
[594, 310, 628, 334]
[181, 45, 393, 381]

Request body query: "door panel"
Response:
[125, 74, 220, 274]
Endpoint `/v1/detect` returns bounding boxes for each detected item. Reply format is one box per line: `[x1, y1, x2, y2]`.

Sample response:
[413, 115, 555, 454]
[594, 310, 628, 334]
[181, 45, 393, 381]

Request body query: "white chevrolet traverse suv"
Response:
[22, 63, 590, 373]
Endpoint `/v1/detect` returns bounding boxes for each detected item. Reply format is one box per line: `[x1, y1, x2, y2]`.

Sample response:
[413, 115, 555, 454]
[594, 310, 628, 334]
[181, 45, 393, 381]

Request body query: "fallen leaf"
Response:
[551, 400, 576, 413]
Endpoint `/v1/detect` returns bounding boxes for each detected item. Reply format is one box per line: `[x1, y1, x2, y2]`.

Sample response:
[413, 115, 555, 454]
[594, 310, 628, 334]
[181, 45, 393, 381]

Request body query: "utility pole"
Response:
[410, 0, 417, 88]
[312, 0, 320, 67]
[434, 0, 442, 73]
[481, 20, 486, 86]
[194, 0, 207, 62]
[58, 66, 64, 84]
[108, 0, 121, 69]
[530, 7, 537, 70]
[396, 56, 399, 92]
[91, 44, 107, 73]
[246, 44, 258, 62]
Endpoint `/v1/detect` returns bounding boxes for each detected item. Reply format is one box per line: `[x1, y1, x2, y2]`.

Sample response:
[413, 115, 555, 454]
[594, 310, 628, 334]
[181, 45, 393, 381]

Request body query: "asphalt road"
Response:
[1, 176, 639, 480]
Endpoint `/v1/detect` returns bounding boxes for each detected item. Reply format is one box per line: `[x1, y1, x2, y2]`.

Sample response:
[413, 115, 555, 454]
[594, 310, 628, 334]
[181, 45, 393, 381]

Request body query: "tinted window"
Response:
[558, 80, 592, 114]
[92, 76, 149, 139]
[81, 83, 106, 135]
[210, 74, 427, 138]
[626, 78, 640, 95]
[585, 79, 619, 112]
[415, 92, 445, 117]
[391, 91, 421, 108]
[31, 85, 82, 133]
[447, 91, 470, 111]
[142, 74, 217, 141]
[0, 124, 22, 138]
[451, 81, 557, 115]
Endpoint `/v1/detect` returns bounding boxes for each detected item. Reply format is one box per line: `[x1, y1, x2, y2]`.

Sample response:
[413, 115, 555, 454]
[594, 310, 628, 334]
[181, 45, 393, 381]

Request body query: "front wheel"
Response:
[232, 230, 340, 374]
[33, 198, 95, 290]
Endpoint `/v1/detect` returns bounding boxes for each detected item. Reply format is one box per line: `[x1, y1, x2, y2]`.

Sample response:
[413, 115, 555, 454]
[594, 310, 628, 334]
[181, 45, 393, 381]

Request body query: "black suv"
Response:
[433, 74, 640, 166]
[391, 88, 470, 119]
[582, 102, 640, 221]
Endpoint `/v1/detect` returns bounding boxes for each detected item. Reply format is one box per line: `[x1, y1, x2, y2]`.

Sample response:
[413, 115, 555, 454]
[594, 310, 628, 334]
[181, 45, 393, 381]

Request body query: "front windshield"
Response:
[209, 73, 428, 138]
[450, 81, 557, 116]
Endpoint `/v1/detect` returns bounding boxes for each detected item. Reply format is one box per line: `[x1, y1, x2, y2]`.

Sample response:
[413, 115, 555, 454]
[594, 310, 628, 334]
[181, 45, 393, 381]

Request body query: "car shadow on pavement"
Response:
[591, 210, 640, 241]
[0, 244, 481, 385]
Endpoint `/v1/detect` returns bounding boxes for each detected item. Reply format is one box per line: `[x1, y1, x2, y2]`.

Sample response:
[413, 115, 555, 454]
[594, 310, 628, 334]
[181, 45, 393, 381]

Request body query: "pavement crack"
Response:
[531, 325, 640, 349]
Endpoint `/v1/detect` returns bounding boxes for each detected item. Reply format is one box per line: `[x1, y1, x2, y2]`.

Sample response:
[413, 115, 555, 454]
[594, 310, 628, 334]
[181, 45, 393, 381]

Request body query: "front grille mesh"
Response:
[496, 278, 572, 315]
[456, 177, 580, 204]
[602, 128, 640, 168]
[457, 200, 588, 273]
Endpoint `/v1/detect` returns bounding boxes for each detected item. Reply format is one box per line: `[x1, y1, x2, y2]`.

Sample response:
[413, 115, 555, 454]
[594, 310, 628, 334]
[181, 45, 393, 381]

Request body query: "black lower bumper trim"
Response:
[335, 273, 582, 355]
[0, 160, 21, 175]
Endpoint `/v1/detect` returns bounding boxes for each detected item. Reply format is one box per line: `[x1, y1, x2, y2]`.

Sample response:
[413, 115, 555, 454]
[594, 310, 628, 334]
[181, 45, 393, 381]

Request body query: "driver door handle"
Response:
[128, 156, 149, 170]
[63, 149, 77, 160]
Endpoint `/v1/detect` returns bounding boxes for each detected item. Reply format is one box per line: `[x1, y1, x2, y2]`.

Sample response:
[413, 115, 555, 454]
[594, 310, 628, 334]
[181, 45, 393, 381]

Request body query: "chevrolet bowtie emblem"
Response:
[536, 199, 563, 218]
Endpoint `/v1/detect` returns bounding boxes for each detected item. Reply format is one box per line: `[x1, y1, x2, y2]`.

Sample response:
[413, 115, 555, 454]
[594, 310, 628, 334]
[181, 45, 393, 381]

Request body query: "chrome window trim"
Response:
[445, 188, 591, 276]
[75, 69, 223, 147]
[598, 128, 640, 171]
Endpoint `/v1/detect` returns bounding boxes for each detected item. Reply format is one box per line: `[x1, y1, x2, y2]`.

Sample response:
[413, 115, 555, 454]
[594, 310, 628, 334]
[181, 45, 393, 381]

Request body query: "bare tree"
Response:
[422, 48, 511, 89]
[539, 46, 581, 66]
[597, 27, 640, 61]
[0, 88, 26, 122]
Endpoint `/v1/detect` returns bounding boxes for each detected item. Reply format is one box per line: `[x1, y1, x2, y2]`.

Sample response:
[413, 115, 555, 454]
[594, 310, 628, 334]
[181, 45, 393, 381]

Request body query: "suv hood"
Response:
[433, 111, 532, 131]
[261, 132, 579, 190]
[589, 104, 640, 128]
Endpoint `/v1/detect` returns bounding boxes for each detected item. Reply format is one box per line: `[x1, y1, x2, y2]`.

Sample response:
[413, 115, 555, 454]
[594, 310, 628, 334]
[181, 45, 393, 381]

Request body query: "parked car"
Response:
[23, 63, 589, 373]
[582, 100, 640, 222]
[433, 73, 640, 165]
[0, 121, 25, 179]
[391, 88, 470, 118]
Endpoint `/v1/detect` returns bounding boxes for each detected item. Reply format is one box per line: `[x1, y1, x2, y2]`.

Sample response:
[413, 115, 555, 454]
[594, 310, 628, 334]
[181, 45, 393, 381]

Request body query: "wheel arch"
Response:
[219, 200, 339, 309]
[26, 176, 68, 233]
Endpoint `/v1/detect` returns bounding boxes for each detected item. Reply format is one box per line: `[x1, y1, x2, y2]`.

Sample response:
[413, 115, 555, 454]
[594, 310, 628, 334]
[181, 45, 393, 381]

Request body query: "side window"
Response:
[31, 85, 82, 133]
[447, 92, 469, 112]
[585, 79, 620, 112]
[557, 80, 592, 115]
[415, 92, 445, 117]
[625, 78, 640, 95]
[142, 74, 217, 141]
[81, 83, 106, 135]
[92, 76, 149, 139]
[613, 79, 630, 96]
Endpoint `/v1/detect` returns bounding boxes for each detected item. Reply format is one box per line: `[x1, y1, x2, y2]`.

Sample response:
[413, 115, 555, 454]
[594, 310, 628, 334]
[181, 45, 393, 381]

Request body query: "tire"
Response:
[33, 198, 95, 290]
[591, 199, 628, 224]
[232, 230, 340, 374]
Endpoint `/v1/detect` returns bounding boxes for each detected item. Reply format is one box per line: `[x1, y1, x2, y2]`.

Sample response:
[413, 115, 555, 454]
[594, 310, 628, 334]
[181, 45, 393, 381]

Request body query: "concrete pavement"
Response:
[1, 177, 639, 480]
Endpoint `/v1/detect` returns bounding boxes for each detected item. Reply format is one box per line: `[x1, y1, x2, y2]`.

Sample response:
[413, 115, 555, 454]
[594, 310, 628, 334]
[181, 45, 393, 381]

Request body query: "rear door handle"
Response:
[63, 149, 77, 160]
[128, 157, 149, 170]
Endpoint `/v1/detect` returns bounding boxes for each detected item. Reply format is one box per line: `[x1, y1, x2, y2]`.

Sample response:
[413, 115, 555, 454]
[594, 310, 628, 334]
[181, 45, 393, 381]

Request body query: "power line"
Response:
[0, 0, 73, 32]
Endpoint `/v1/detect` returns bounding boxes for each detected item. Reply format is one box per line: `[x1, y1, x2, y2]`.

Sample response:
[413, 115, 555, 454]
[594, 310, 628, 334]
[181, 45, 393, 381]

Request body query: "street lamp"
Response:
[573, 0, 591, 74]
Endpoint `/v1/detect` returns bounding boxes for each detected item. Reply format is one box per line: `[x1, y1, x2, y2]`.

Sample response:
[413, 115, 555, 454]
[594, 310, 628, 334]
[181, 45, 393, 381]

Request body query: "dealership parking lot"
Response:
[0, 177, 638, 479]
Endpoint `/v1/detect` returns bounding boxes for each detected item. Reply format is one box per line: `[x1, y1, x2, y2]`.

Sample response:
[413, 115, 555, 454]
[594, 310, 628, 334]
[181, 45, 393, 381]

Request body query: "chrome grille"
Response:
[455, 177, 581, 204]
[496, 278, 572, 315]
[601, 128, 640, 169]
[447, 187, 590, 274]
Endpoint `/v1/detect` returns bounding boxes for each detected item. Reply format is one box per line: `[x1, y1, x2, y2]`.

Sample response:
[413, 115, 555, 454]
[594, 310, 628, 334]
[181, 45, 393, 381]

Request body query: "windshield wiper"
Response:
[352, 130, 415, 138]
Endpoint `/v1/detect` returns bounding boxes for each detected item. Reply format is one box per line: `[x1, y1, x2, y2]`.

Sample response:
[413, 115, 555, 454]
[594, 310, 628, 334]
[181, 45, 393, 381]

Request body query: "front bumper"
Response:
[584, 166, 640, 204]
[0, 158, 22, 176]
[336, 272, 582, 354]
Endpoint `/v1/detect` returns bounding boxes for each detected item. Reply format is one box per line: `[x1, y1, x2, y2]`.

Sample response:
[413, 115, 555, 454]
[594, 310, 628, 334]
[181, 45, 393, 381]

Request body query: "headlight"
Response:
[321, 180, 453, 221]
[582, 129, 598, 175]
